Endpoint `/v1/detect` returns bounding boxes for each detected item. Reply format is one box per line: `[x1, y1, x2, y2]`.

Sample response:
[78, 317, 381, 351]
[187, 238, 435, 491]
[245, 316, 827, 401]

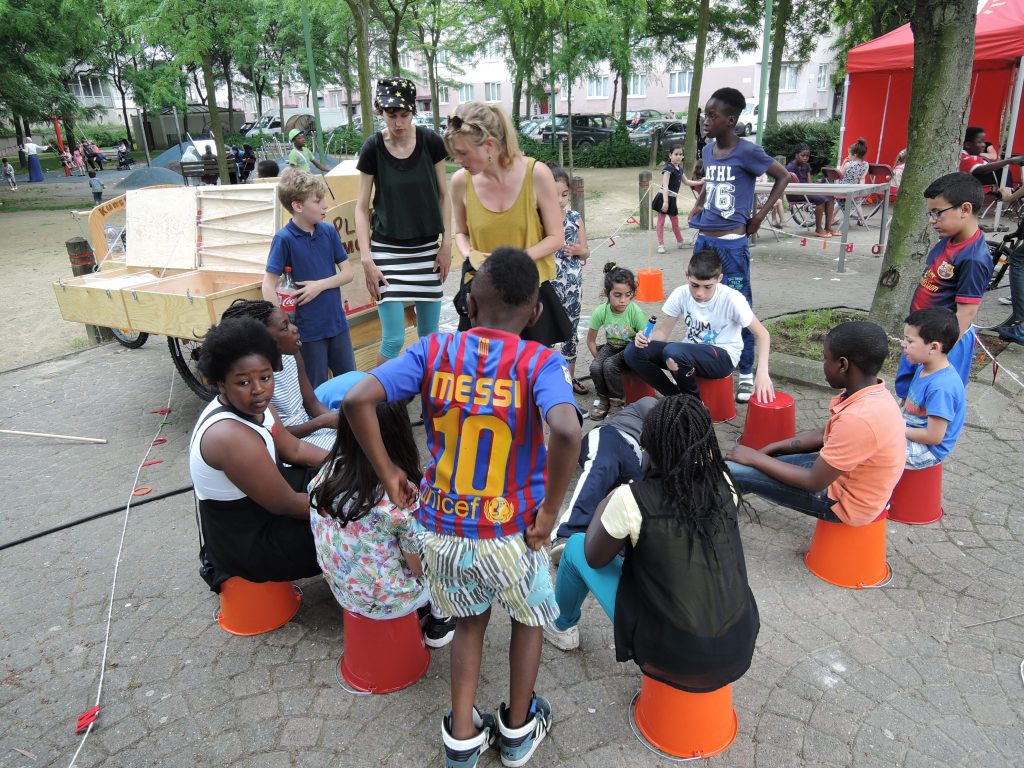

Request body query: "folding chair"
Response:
[823, 166, 863, 228]
[860, 164, 895, 225]
[785, 172, 818, 229]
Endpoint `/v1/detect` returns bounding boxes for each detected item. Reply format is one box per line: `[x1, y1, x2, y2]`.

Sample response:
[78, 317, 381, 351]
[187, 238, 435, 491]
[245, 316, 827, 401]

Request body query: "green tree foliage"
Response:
[762, 118, 840, 170]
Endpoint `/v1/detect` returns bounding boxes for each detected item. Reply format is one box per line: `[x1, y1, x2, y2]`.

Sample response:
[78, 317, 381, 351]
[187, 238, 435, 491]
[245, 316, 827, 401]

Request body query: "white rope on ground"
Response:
[973, 330, 1024, 390]
[67, 367, 177, 767]
[589, 185, 653, 255]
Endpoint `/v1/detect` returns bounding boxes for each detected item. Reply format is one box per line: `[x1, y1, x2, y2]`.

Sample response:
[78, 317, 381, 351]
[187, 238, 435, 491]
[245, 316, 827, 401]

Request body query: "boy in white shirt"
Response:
[624, 249, 775, 403]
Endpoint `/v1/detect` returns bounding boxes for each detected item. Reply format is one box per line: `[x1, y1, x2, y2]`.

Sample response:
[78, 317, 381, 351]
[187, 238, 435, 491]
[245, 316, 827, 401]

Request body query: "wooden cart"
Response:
[53, 182, 413, 399]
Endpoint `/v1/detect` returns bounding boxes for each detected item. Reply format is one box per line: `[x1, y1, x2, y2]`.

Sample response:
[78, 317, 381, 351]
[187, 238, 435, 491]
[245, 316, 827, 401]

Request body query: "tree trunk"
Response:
[610, 74, 619, 123]
[426, 52, 440, 132]
[868, 0, 977, 335]
[120, 91, 133, 145]
[201, 52, 231, 184]
[513, 75, 524, 125]
[225, 65, 234, 129]
[14, 115, 25, 167]
[62, 116, 78, 152]
[389, 29, 400, 75]
[684, 0, 710, 167]
[765, 0, 790, 131]
[348, 0, 374, 140]
[278, 69, 287, 139]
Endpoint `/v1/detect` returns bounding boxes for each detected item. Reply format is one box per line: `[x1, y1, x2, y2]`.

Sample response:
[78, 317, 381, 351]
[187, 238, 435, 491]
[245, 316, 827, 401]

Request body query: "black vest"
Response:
[613, 476, 760, 692]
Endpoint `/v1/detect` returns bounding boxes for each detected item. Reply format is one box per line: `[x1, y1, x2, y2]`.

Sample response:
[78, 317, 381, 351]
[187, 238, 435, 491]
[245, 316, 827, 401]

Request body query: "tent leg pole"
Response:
[837, 74, 850, 166]
[994, 56, 1024, 233]
[876, 75, 892, 164]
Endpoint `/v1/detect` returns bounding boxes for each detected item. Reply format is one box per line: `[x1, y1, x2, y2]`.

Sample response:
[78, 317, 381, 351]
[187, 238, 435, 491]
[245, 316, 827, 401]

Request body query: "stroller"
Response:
[117, 145, 133, 171]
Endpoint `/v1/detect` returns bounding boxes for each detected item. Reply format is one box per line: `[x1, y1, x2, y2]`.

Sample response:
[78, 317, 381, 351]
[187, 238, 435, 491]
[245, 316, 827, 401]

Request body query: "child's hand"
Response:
[745, 213, 765, 235]
[661, 202, 668, 213]
[753, 371, 775, 403]
[724, 444, 761, 465]
[294, 279, 325, 305]
[524, 506, 556, 550]
[383, 467, 419, 509]
[688, 206, 703, 221]
[634, 331, 650, 349]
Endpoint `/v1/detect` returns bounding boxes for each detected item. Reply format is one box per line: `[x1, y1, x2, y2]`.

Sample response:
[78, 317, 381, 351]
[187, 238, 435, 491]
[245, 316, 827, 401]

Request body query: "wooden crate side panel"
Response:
[124, 290, 216, 338]
[197, 187, 279, 273]
[353, 325, 418, 372]
[52, 282, 132, 328]
[125, 187, 199, 270]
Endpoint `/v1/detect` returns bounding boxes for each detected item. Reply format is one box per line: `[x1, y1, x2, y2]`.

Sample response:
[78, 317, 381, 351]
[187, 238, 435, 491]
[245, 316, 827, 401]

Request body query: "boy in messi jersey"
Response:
[344, 246, 582, 768]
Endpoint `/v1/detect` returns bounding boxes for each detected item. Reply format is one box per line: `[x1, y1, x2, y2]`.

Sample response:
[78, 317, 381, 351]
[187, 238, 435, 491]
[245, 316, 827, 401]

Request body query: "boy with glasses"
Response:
[894, 172, 992, 399]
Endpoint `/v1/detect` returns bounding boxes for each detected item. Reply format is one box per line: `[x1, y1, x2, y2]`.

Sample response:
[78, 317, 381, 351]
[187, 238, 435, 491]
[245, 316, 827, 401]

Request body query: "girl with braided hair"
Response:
[220, 298, 337, 452]
[545, 395, 760, 694]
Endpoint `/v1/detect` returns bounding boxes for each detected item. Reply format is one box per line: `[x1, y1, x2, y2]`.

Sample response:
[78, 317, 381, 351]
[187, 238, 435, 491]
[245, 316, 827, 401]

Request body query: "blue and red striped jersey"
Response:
[373, 328, 578, 538]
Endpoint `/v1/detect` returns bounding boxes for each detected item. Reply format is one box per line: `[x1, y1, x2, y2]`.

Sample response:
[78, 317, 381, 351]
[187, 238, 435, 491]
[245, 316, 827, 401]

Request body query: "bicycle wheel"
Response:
[791, 203, 814, 229]
[111, 328, 149, 349]
[168, 336, 217, 400]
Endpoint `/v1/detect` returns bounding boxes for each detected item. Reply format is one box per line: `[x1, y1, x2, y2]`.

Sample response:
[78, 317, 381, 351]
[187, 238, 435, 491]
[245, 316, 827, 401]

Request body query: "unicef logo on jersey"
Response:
[706, 181, 737, 220]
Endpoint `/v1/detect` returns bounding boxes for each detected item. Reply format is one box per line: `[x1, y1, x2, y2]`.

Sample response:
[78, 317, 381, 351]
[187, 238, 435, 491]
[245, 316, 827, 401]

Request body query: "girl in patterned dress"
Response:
[307, 400, 456, 647]
[548, 165, 590, 393]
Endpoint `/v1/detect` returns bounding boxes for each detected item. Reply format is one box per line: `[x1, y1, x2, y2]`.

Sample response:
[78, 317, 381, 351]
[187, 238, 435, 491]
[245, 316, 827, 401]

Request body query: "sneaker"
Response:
[735, 374, 754, 403]
[548, 536, 568, 567]
[443, 707, 498, 768]
[607, 397, 625, 414]
[997, 323, 1024, 345]
[543, 623, 579, 651]
[999, 296, 1012, 305]
[677, 240, 686, 250]
[657, 244, 666, 254]
[498, 694, 552, 767]
[588, 397, 610, 420]
[425, 614, 457, 648]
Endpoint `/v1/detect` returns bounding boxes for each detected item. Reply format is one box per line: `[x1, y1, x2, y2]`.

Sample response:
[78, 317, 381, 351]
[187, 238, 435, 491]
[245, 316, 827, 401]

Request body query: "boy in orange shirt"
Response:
[725, 321, 905, 526]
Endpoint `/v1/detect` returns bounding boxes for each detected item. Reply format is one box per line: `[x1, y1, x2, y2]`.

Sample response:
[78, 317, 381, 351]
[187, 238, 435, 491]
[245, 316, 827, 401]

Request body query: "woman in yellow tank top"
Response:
[447, 101, 571, 345]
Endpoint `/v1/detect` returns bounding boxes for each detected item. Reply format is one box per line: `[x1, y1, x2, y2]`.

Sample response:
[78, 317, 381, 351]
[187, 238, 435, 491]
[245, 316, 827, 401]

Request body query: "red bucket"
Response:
[697, 374, 736, 423]
[887, 463, 944, 525]
[740, 391, 796, 449]
[338, 609, 430, 694]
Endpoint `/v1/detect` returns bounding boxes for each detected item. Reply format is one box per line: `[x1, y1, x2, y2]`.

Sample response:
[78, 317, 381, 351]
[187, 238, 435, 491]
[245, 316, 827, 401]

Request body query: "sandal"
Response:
[814, 230, 831, 238]
[571, 378, 588, 395]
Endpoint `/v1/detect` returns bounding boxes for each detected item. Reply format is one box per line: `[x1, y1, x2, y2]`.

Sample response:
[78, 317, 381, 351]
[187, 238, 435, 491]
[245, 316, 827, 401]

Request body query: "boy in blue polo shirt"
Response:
[262, 168, 354, 388]
[343, 247, 582, 768]
[688, 87, 789, 403]
[900, 308, 966, 469]
[895, 172, 992, 399]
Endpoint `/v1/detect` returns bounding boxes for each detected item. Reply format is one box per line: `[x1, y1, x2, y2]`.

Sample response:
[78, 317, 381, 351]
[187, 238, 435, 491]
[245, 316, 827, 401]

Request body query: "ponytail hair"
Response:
[445, 101, 522, 168]
[849, 137, 868, 159]
[602, 261, 637, 295]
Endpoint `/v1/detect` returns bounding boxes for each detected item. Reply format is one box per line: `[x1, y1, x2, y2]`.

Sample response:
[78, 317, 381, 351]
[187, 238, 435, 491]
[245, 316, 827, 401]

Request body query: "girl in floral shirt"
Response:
[308, 400, 455, 646]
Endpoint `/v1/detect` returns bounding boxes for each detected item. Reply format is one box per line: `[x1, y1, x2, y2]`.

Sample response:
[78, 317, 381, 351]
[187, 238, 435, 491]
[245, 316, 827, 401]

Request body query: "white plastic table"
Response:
[754, 181, 891, 273]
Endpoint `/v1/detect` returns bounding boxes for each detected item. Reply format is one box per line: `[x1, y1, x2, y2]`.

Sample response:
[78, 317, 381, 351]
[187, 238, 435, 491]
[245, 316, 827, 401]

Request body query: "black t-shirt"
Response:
[355, 125, 447, 175]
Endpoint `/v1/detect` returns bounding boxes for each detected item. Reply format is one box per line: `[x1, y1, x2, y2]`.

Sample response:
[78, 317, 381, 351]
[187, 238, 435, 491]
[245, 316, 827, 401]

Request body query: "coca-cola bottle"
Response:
[276, 267, 298, 317]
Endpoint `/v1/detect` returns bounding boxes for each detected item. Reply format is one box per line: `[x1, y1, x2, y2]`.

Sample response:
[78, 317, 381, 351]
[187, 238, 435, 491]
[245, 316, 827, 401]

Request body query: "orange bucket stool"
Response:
[628, 675, 738, 759]
[217, 577, 301, 636]
[338, 609, 430, 694]
[804, 513, 891, 589]
[740, 391, 796, 449]
[622, 371, 658, 404]
[636, 269, 665, 303]
[887, 463, 944, 525]
[697, 374, 736, 422]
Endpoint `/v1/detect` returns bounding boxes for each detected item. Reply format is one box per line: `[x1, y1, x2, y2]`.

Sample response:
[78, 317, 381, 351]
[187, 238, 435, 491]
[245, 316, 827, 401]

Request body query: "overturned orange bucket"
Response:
[217, 577, 301, 636]
[697, 374, 737, 422]
[629, 675, 738, 759]
[636, 269, 665, 303]
[740, 390, 796, 449]
[804, 513, 891, 589]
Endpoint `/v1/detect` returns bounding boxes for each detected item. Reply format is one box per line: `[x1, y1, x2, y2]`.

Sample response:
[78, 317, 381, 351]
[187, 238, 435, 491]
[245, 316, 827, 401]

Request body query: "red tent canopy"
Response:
[842, 0, 1024, 171]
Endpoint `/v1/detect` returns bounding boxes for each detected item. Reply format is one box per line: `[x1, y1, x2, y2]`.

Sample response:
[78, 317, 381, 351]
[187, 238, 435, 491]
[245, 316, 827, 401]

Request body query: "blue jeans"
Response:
[553, 534, 621, 631]
[377, 300, 441, 359]
[1008, 241, 1024, 323]
[554, 426, 643, 540]
[725, 453, 842, 522]
[694, 234, 754, 375]
[624, 341, 734, 397]
[301, 327, 355, 389]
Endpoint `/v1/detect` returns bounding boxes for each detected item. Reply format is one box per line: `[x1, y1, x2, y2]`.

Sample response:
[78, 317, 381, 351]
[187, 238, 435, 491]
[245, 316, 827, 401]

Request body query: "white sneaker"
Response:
[999, 296, 1012, 305]
[735, 374, 754, 404]
[657, 245, 666, 254]
[543, 623, 579, 651]
[677, 240, 686, 250]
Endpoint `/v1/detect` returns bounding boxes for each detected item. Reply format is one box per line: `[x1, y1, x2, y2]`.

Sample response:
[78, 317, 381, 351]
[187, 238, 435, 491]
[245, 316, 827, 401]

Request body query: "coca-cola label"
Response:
[277, 292, 298, 312]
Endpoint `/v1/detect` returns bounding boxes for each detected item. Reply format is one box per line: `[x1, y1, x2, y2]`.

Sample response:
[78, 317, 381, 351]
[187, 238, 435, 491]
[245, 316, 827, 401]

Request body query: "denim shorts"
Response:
[905, 440, 941, 470]
[419, 532, 559, 626]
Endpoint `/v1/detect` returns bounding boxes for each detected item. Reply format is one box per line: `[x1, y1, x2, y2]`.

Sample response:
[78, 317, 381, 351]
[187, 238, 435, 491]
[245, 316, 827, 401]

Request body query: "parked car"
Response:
[520, 117, 551, 141]
[244, 114, 282, 137]
[629, 118, 686, 149]
[238, 119, 257, 135]
[540, 113, 618, 148]
[736, 102, 758, 137]
[625, 109, 665, 129]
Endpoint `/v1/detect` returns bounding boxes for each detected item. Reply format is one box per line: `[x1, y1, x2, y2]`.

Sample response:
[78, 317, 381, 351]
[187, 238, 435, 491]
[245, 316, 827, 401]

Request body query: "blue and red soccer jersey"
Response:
[372, 327, 579, 539]
[910, 229, 992, 314]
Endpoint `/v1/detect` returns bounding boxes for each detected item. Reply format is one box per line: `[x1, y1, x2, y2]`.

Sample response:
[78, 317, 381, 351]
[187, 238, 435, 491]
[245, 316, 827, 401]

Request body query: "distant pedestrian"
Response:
[21, 135, 48, 182]
[72, 147, 87, 176]
[88, 170, 104, 205]
[2, 158, 17, 190]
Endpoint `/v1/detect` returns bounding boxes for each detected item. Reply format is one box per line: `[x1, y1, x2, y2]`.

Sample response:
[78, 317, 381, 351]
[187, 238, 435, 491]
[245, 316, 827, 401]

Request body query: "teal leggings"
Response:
[377, 300, 442, 359]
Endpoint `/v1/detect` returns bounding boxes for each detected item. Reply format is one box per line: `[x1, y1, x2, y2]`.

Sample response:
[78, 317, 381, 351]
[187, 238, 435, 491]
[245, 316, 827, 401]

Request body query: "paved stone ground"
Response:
[2, 224, 1023, 767]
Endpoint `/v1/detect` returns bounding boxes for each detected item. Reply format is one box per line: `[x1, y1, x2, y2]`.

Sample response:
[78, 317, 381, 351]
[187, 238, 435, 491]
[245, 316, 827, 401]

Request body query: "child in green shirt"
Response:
[586, 263, 646, 419]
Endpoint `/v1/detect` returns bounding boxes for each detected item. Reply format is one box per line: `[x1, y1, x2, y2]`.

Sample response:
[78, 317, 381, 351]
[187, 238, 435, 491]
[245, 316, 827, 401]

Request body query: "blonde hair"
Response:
[277, 166, 328, 213]
[445, 101, 522, 168]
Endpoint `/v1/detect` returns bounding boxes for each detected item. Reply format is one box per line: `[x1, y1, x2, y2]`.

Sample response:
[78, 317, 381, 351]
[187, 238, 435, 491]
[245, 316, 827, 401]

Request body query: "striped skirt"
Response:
[370, 235, 443, 303]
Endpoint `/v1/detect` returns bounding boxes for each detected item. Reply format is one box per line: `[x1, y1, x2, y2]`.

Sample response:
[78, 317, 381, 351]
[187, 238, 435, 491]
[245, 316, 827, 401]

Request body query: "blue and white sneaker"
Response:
[498, 694, 552, 767]
[442, 707, 497, 768]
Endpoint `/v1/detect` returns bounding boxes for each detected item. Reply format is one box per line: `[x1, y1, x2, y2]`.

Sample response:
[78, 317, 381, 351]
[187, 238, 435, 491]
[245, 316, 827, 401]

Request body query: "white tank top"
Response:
[189, 398, 276, 501]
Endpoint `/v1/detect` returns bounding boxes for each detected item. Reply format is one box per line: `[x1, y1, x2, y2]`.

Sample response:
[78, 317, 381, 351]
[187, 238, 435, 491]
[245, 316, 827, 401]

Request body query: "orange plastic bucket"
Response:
[622, 372, 658, 404]
[636, 269, 665, 303]
[697, 374, 736, 422]
[804, 514, 890, 588]
[630, 676, 738, 759]
[217, 577, 301, 636]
